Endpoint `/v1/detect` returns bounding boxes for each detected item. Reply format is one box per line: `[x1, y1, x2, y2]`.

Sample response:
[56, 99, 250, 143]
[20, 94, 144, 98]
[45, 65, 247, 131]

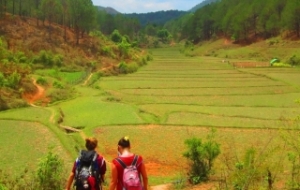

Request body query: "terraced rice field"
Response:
[92, 48, 300, 185]
[97, 48, 300, 129]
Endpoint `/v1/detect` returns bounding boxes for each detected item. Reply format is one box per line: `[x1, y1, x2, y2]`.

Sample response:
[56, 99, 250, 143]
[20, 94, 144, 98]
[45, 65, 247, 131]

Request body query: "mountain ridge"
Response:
[189, 0, 219, 12]
[96, 5, 120, 15]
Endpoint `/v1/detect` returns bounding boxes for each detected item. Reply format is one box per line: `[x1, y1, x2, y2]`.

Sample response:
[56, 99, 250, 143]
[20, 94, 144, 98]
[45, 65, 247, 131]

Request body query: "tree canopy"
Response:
[178, 0, 300, 43]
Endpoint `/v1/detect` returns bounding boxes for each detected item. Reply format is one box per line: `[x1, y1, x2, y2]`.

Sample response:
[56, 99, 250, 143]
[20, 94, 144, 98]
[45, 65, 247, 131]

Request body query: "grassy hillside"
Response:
[183, 37, 300, 64]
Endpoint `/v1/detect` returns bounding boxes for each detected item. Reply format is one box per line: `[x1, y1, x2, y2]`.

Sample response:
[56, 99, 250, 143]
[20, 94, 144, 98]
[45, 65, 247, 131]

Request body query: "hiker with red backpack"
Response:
[66, 137, 106, 190]
[109, 136, 148, 190]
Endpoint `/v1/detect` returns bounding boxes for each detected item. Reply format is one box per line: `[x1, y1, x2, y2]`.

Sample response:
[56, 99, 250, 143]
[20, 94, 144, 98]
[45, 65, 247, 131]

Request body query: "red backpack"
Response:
[115, 155, 143, 190]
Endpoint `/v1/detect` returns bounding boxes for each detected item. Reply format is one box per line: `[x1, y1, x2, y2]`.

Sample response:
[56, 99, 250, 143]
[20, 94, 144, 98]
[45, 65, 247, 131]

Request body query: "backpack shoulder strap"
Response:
[115, 157, 127, 169]
[131, 155, 139, 166]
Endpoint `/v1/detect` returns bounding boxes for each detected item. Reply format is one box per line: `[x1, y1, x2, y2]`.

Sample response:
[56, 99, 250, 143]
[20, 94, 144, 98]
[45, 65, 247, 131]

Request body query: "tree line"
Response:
[179, 0, 300, 43]
[0, 0, 147, 44]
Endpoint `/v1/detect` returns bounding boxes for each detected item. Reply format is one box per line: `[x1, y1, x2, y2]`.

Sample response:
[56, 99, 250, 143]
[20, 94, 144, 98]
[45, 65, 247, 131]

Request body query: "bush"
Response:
[6, 71, 21, 89]
[118, 61, 138, 74]
[53, 54, 63, 67]
[0, 72, 6, 87]
[36, 50, 54, 66]
[111, 29, 123, 43]
[287, 55, 300, 66]
[146, 54, 153, 61]
[137, 57, 147, 66]
[118, 37, 131, 59]
[36, 77, 48, 85]
[183, 129, 220, 184]
[36, 148, 64, 190]
[101, 46, 113, 56]
[0, 183, 7, 190]
[53, 81, 64, 89]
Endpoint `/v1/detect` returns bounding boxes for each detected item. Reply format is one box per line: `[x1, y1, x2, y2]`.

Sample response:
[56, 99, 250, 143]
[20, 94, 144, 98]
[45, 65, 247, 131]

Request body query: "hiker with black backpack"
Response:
[109, 136, 148, 190]
[66, 137, 106, 190]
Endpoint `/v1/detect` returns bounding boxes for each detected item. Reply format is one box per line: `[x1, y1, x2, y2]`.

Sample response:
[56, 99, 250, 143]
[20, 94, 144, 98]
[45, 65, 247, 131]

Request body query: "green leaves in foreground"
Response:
[37, 148, 64, 190]
[183, 128, 220, 184]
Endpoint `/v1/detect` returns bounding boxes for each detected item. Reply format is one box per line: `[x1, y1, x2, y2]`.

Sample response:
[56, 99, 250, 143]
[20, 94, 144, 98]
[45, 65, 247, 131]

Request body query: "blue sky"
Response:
[91, 0, 203, 13]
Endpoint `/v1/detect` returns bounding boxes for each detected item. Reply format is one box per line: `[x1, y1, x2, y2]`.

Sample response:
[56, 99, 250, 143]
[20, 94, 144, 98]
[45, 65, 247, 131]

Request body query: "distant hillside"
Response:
[189, 0, 219, 12]
[96, 6, 120, 15]
[125, 10, 187, 26]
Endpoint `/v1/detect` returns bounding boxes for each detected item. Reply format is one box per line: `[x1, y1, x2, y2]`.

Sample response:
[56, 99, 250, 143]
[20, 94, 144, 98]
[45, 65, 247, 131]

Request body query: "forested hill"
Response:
[96, 6, 120, 15]
[189, 0, 219, 12]
[181, 0, 300, 43]
[125, 10, 187, 26]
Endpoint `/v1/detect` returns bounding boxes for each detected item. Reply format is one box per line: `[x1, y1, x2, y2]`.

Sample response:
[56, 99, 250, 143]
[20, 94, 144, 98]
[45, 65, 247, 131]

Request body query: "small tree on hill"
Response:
[111, 29, 123, 43]
[183, 128, 220, 184]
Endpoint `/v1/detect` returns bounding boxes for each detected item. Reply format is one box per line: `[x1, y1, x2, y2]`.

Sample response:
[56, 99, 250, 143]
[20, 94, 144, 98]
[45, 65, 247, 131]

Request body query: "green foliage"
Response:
[118, 37, 132, 59]
[180, 0, 300, 42]
[0, 168, 36, 190]
[34, 50, 54, 66]
[287, 55, 300, 66]
[6, 71, 21, 89]
[34, 51, 64, 67]
[101, 46, 113, 56]
[118, 61, 139, 74]
[53, 81, 64, 89]
[111, 29, 123, 43]
[53, 54, 63, 67]
[36, 148, 64, 190]
[36, 77, 48, 85]
[183, 128, 220, 184]
[281, 114, 300, 189]
[232, 148, 260, 190]
[0, 183, 7, 190]
[146, 54, 153, 61]
[0, 72, 5, 87]
[157, 29, 172, 43]
[136, 57, 147, 66]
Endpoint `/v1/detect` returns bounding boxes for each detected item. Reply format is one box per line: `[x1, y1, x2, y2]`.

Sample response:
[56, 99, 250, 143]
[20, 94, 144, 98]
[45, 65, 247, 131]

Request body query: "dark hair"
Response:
[85, 137, 98, 150]
[118, 136, 130, 148]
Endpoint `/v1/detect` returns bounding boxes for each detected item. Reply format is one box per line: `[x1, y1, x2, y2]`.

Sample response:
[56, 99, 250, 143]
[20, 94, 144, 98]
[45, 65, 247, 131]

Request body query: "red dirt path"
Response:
[23, 79, 48, 105]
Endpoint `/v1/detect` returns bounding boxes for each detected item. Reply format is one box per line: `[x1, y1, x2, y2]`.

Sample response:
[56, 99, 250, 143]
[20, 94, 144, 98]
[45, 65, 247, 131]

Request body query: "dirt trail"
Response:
[83, 73, 93, 86]
[23, 79, 46, 105]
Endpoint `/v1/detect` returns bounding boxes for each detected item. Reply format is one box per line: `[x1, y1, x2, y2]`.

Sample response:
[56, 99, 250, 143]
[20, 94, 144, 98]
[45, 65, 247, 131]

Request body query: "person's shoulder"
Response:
[96, 153, 105, 160]
[135, 154, 143, 162]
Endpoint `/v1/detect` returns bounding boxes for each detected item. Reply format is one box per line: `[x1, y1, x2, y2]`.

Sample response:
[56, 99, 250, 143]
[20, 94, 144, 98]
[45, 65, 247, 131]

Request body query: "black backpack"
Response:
[74, 150, 102, 190]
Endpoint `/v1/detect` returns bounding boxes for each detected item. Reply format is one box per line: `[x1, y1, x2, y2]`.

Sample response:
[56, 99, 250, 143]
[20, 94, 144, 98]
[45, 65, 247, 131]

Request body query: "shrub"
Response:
[111, 29, 123, 43]
[36, 77, 48, 85]
[0, 183, 7, 190]
[53, 54, 64, 67]
[281, 113, 300, 189]
[6, 71, 21, 89]
[183, 128, 220, 184]
[287, 55, 300, 66]
[146, 54, 153, 61]
[48, 88, 73, 102]
[101, 46, 113, 56]
[53, 81, 64, 89]
[118, 61, 138, 74]
[118, 37, 131, 59]
[137, 57, 147, 66]
[36, 148, 64, 190]
[34, 50, 54, 67]
[0, 72, 6, 87]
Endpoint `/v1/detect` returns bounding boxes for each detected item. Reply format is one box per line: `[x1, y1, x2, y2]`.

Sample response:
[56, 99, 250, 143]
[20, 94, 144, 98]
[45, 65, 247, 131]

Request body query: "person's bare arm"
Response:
[109, 163, 118, 190]
[65, 172, 75, 190]
[140, 163, 148, 190]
